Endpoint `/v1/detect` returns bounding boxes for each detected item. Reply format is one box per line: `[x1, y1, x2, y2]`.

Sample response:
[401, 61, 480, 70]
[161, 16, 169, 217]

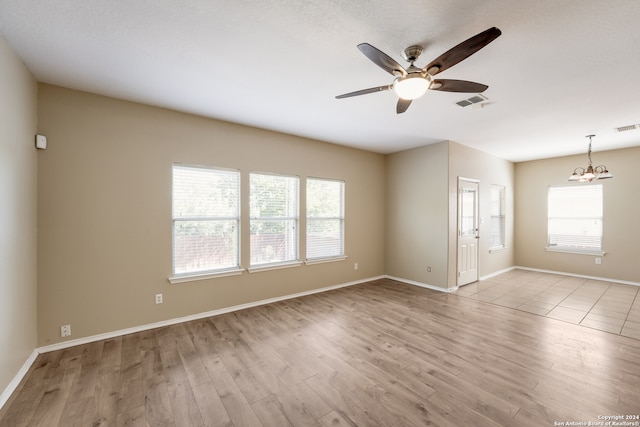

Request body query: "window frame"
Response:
[546, 184, 605, 256]
[489, 184, 506, 252]
[249, 171, 301, 271]
[170, 164, 243, 284]
[306, 177, 346, 263]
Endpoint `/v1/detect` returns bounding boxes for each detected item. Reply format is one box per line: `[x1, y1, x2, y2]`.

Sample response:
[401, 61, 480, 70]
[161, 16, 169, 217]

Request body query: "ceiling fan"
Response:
[336, 27, 502, 114]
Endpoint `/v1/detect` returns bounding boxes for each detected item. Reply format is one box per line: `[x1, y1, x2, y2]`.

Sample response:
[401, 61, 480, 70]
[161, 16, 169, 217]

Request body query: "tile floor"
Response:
[455, 269, 640, 340]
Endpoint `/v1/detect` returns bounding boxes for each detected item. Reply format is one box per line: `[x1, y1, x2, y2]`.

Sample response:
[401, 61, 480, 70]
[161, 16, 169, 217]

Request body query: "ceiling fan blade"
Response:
[396, 98, 412, 114]
[423, 27, 501, 76]
[357, 43, 407, 77]
[430, 79, 488, 93]
[335, 85, 391, 99]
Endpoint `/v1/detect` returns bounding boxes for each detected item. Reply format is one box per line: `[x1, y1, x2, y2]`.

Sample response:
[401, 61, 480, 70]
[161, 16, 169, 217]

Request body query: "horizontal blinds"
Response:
[490, 185, 505, 249]
[250, 173, 299, 266]
[173, 165, 239, 218]
[307, 178, 345, 260]
[547, 185, 602, 250]
[172, 165, 240, 274]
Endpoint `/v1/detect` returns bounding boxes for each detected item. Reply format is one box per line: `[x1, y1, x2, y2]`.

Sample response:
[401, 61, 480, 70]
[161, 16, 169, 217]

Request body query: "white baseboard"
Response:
[0, 275, 383, 413]
[388, 265, 639, 291]
[479, 266, 517, 281]
[385, 267, 520, 291]
[384, 275, 455, 293]
[514, 266, 640, 287]
[0, 349, 38, 411]
[37, 275, 385, 354]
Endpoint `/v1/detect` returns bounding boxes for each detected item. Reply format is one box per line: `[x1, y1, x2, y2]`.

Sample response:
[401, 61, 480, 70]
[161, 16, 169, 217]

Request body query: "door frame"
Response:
[457, 177, 480, 286]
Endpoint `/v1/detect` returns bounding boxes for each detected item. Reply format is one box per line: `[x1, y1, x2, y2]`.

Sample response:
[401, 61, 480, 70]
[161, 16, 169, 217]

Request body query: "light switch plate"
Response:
[35, 134, 47, 150]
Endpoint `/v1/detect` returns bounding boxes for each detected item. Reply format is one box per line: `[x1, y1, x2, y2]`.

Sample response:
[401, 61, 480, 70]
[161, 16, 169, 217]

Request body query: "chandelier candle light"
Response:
[568, 135, 613, 182]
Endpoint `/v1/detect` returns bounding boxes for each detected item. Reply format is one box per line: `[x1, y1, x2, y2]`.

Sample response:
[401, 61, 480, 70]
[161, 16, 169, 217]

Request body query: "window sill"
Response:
[305, 256, 347, 266]
[168, 268, 244, 284]
[489, 247, 506, 254]
[247, 261, 302, 274]
[545, 247, 606, 256]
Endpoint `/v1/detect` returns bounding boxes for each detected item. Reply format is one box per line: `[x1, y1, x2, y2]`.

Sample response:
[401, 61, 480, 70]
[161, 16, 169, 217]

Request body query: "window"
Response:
[307, 178, 345, 260]
[490, 185, 506, 250]
[547, 184, 603, 253]
[250, 173, 299, 267]
[172, 165, 240, 277]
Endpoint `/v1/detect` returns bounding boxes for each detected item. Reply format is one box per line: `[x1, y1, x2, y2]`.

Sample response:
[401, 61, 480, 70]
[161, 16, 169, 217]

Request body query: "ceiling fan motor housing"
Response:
[402, 45, 424, 63]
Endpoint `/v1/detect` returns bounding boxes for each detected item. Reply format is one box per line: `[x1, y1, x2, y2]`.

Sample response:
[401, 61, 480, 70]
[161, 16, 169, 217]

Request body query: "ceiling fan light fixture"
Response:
[393, 74, 430, 100]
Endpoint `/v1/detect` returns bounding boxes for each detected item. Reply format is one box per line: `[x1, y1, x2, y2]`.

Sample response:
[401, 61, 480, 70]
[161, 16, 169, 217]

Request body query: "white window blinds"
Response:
[172, 165, 240, 275]
[490, 185, 506, 249]
[306, 178, 345, 260]
[548, 184, 603, 251]
[250, 173, 299, 267]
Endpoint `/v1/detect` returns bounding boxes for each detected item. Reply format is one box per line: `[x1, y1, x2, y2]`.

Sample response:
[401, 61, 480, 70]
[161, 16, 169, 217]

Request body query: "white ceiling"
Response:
[2, 0, 640, 161]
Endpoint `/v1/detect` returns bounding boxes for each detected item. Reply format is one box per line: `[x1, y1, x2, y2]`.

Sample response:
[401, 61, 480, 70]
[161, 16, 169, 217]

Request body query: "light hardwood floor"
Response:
[1, 276, 640, 426]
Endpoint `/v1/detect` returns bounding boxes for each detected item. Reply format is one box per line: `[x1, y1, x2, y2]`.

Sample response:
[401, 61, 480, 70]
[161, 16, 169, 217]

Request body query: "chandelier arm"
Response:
[568, 135, 613, 182]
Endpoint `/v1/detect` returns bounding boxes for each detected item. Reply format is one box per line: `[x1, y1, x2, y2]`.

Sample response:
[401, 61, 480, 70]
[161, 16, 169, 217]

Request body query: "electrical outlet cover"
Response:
[60, 324, 71, 337]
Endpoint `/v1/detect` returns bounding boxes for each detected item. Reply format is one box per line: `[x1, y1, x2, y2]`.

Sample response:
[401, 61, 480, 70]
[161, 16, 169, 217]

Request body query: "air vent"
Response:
[456, 94, 488, 108]
[614, 123, 640, 132]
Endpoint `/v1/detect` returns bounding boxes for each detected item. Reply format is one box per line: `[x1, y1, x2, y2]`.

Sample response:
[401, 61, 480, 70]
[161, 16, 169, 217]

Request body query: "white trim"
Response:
[514, 266, 640, 287]
[37, 275, 384, 354]
[168, 268, 244, 284]
[545, 247, 606, 256]
[458, 176, 480, 183]
[488, 246, 506, 254]
[305, 256, 347, 266]
[247, 261, 302, 273]
[0, 349, 39, 410]
[479, 266, 517, 281]
[385, 275, 456, 293]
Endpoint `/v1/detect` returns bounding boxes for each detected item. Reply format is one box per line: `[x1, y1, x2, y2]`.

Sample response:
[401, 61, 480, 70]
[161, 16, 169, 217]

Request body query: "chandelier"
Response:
[568, 135, 613, 182]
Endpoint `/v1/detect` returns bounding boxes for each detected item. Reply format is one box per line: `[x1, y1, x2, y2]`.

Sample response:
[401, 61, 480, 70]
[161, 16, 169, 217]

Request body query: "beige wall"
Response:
[448, 142, 515, 287]
[515, 146, 640, 283]
[1, 32, 637, 407]
[385, 141, 515, 289]
[0, 36, 38, 397]
[36, 84, 386, 345]
[385, 143, 450, 288]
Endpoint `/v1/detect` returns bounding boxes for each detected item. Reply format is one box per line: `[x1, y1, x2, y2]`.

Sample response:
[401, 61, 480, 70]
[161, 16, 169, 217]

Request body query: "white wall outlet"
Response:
[60, 324, 71, 337]
[155, 293, 163, 304]
[595, 258, 602, 265]
[427, 266, 432, 272]
[354, 263, 358, 270]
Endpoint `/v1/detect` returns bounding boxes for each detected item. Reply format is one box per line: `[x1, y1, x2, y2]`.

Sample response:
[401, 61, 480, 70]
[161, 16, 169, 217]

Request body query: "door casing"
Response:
[457, 177, 479, 286]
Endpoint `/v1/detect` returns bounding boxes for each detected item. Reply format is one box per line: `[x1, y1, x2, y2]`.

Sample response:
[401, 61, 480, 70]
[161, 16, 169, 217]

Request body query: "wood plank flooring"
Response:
[2, 277, 640, 426]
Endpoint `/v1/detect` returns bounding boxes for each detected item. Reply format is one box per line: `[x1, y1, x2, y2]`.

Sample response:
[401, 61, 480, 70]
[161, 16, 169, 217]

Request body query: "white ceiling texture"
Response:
[1, 0, 640, 161]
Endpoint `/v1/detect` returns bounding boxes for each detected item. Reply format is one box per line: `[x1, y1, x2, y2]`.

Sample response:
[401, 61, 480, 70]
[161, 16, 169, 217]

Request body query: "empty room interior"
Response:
[1, 1, 640, 426]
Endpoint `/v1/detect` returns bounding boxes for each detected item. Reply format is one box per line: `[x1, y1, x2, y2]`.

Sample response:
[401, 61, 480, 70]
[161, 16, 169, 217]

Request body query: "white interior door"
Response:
[458, 178, 479, 286]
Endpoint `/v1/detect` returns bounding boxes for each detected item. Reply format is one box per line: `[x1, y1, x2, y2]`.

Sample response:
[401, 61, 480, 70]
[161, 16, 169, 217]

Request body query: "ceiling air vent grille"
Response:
[456, 94, 488, 108]
[614, 124, 640, 132]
